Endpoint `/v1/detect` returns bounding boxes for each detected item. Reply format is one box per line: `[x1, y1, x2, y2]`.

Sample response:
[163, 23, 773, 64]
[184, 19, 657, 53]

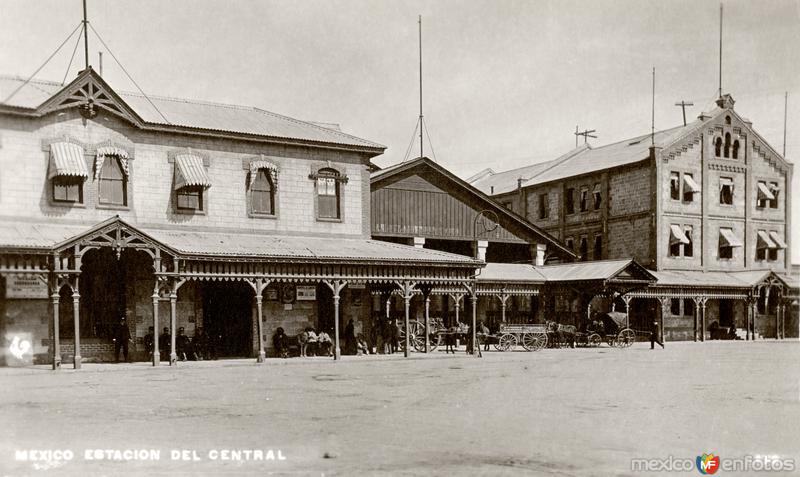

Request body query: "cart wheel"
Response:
[617, 329, 636, 348]
[588, 333, 602, 347]
[521, 332, 546, 351]
[495, 333, 516, 351]
[411, 334, 425, 352]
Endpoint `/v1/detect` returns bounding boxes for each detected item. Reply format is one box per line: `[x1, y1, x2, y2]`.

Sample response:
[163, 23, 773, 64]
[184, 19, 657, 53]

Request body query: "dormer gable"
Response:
[37, 68, 144, 126]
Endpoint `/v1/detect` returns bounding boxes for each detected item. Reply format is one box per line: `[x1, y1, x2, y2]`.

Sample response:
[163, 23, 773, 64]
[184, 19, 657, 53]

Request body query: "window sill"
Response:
[316, 217, 343, 223]
[249, 212, 278, 220]
[174, 209, 206, 216]
[97, 203, 130, 211]
[49, 201, 86, 208]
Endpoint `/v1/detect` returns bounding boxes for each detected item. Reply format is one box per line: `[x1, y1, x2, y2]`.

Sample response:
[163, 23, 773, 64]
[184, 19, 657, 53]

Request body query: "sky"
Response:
[1, 0, 798, 260]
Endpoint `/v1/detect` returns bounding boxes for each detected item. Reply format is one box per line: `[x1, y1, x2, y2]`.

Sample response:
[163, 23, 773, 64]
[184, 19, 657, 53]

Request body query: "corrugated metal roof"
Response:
[48, 142, 89, 179]
[651, 269, 777, 288]
[0, 220, 478, 264]
[478, 259, 652, 283]
[140, 228, 478, 264]
[471, 118, 711, 195]
[0, 75, 383, 150]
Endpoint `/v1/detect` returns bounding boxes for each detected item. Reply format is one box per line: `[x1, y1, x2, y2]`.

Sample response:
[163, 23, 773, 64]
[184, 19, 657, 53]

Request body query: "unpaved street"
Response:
[1, 341, 798, 476]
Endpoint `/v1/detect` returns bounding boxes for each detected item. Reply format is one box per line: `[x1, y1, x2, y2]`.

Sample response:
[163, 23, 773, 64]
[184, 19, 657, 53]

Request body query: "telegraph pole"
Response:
[575, 128, 597, 144]
[784, 92, 788, 157]
[418, 15, 424, 159]
[674, 100, 694, 126]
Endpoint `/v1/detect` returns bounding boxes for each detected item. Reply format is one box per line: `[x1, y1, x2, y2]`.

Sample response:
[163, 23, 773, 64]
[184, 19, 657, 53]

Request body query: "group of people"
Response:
[369, 316, 401, 354]
[142, 325, 215, 362]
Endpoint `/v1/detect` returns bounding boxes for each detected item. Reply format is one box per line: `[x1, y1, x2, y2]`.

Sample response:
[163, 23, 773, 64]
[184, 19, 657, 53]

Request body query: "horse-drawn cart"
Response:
[491, 323, 548, 352]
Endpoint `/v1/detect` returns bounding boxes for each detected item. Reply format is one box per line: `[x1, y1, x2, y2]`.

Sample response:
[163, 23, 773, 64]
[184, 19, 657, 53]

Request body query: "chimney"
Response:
[475, 240, 488, 261]
[534, 243, 546, 267]
[413, 237, 426, 249]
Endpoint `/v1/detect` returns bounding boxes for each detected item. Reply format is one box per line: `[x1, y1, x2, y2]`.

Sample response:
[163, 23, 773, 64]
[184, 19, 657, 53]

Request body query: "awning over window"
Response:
[593, 183, 602, 193]
[669, 224, 690, 245]
[757, 230, 776, 249]
[769, 231, 787, 249]
[95, 146, 130, 180]
[719, 177, 733, 186]
[719, 228, 743, 248]
[174, 153, 211, 190]
[248, 159, 278, 187]
[757, 182, 775, 200]
[683, 175, 700, 193]
[48, 142, 89, 180]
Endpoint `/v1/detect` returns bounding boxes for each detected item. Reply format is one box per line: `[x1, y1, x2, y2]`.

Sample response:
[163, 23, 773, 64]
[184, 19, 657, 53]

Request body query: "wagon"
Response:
[574, 312, 636, 348]
[491, 323, 548, 352]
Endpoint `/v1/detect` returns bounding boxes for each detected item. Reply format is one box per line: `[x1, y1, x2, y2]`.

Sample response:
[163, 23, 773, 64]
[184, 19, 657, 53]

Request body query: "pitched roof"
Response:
[470, 117, 709, 195]
[0, 71, 384, 151]
[0, 218, 479, 266]
[652, 269, 788, 289]
[477, 259, 656, 284]
[370, 157, 576, 259]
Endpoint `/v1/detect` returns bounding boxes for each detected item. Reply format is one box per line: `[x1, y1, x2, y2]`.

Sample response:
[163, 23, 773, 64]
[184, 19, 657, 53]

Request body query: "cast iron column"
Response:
[51, 291, 61, 370]
[169, 292, 177, 365]
[256, 294, 265, 363]
[152, 292, 160, 366]
[72, 288, 81, 369]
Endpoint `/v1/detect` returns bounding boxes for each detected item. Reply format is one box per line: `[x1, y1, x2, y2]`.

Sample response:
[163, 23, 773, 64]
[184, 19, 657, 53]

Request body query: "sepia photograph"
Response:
[0, 0, 798, 475]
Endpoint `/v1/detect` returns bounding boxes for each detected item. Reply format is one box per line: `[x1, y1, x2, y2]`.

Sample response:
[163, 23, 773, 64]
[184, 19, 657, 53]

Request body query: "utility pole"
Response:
[83, 0, 89, 70]
[651, 67, 655, 145]
[575, 128, 597, 144]
[674, 100, 694, 126]
[784, 92, 788, 157]
[718, 3, 723, 98]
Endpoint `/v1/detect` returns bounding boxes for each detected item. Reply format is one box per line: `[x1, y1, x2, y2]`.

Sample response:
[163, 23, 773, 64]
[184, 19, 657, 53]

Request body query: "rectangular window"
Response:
[684, 226, 693, 257]
[538, 193, 549, 219]
[670, 298, 681, 316]
[98, 156, 127, 206]
[565, 237, 574, 251]
[769, 182, 780, 209]
[684, 299, 695, 317]
[768, 248, 778, 261]
[719, 177, 733, 205]
[579, 187, 589, 212]
[670, 172, 680, 200]
[718, 227, 741, 260]
[177, 187, 203, 211]
[502, 201, 513, 212]
[579, 237, 588, 262]
[669, 241, 682, 257]
[682, 173, 697, 202]
[593, 184, 602, 210]
[593, 234, 602, 260]
[317, 176, 340, 219]
[565, 188, 575, 214]
[756, 181, 772, 208]
[756, 245, 766, 261]
[52, 177, 83, 203]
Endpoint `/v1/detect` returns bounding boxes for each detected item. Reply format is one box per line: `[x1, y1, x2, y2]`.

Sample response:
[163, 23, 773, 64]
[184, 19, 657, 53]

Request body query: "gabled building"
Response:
[470, 95, 796, 340]
[0, 69, 481, 367]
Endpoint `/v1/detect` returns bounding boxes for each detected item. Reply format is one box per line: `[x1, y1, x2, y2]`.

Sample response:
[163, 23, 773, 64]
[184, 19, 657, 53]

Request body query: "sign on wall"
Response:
[296, 286, 317, 301]
[5, 275, 48, 299]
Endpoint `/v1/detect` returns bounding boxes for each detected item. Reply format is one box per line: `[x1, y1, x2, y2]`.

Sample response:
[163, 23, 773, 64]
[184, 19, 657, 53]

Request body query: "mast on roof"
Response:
[674, 100, 694, 126]
[83, 0, 90, 70]
[718, 3, 723, 98]
[418, 15, 424, 159]
[651, 67, 655, 145]
[575, 127, 597, 145]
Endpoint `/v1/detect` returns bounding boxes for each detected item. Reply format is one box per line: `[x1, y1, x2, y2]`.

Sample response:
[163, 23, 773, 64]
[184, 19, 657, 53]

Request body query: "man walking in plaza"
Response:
[113, 317, 131, 363]
[651, 318, 664, 349]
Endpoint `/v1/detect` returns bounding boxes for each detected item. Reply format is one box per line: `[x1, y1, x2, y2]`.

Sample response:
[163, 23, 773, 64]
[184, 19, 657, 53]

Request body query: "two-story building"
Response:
[0, 68, 480, 367]
[470, 95, 796, 341]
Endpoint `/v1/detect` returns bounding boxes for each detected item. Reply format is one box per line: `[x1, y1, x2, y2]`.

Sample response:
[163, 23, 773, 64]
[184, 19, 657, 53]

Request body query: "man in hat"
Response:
[176, 327, 191, 361]
[159, 326, 170, 361]
[113, 317, 131, 363]
[143, 326, 155, 361]
[651, 318, 664, 349]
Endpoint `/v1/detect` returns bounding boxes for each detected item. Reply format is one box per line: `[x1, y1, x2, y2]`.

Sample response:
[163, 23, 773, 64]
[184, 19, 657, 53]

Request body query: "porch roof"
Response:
[651, 269, 788, 289]
[0, 219, 481, 267]
[477, 259, 655, 285]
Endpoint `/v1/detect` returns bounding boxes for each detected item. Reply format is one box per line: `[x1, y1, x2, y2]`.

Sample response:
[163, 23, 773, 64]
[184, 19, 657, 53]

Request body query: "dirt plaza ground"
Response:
[1, 341, 798, 476]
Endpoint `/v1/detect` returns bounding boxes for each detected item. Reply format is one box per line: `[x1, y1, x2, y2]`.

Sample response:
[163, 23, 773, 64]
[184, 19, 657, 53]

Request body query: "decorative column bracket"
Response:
[395, 281, 418, 358]
[324, 280, 348, 360]
[246, 278, 272, 363]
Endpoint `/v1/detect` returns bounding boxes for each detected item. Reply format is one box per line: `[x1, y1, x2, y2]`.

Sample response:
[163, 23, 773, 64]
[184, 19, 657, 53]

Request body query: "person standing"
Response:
[344, 319, 356, 355]
[113, 317, 131, 363]
[158, 326, 170, 361]
[143, 326, 155, 361]
[650, 318, 664, 349]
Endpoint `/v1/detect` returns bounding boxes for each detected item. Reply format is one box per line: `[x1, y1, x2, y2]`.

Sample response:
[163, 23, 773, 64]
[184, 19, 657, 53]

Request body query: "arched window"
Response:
[725, 115, 731, 125]
[723, 133, 731, 158]
[732, 140, 740, 159]
[714, 137, 722, 157]
[316, 168, 341, 219]
[251, 169, 275, 215]
[98, 155, 127, 206]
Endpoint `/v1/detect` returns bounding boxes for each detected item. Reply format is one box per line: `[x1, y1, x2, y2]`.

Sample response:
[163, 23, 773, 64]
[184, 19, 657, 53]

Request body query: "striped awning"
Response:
[48, 142, 88, 180]
[669, 224, 690, 245]
[683, 174, 700, 193]
[174, 153, 211, 190]
[769, 231, 787, 249]
[248, 159, 279, 187]
[719, 228, 743, 248]
[757, 230, 776, 249]
[757, 182, 775, 200]
[95, 146, 130, 179]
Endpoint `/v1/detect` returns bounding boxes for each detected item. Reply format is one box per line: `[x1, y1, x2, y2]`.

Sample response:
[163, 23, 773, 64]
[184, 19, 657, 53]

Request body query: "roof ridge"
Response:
[251, 106, 384, 148]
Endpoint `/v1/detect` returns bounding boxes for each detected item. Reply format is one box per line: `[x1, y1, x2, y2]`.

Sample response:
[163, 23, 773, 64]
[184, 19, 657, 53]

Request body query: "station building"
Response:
[469, 95, 797, 341]
[0, 69, 482, 367]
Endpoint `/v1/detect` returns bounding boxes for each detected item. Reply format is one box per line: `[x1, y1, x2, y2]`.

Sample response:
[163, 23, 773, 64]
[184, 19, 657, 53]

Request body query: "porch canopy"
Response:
[0, 217, 482, 367]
